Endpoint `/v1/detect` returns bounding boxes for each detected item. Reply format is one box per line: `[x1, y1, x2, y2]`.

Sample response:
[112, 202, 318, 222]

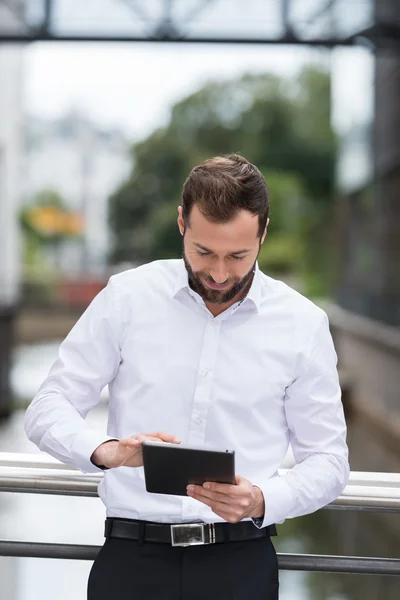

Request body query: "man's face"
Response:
[178, 205, 267, 306]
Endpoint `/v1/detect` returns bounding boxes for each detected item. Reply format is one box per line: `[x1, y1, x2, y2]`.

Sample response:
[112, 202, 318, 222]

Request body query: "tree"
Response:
[20, 189, 83, 270]
[109, 66, 337, 295]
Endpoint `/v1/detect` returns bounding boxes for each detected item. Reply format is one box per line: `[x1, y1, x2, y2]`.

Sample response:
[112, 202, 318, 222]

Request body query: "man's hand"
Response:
[187, 475, 265, 523]
[91, 432, 180, 469]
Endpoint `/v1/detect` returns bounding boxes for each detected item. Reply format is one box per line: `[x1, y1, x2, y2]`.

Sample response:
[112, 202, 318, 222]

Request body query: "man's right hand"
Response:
[91, 432, 181, 469]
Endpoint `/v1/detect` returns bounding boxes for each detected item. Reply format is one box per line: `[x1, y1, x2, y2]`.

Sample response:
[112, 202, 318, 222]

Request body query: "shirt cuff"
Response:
[252, 475, 295, 528]
[71, 429, 118, 473]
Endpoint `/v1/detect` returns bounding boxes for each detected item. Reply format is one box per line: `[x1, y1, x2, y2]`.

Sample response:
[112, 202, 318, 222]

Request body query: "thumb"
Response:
[119, 438, 140, 448]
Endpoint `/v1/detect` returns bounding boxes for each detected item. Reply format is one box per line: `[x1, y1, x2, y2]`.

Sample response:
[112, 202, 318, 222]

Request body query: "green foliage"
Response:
[258, 234, 305, 275]
[19, 189, 66, 244]
[32, 189, 65, 208]
[108, 65, 337, 296]
[149, 202, 183, 260]
[19, 188, 81, 275]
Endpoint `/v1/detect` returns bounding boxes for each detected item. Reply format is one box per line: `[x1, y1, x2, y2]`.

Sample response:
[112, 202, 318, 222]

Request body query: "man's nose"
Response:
[210, 264, 229, 284]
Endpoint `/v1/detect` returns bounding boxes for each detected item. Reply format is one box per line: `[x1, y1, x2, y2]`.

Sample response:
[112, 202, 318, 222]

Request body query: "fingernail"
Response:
[187, 485, 194, 495]
[204, 483, 210, 490]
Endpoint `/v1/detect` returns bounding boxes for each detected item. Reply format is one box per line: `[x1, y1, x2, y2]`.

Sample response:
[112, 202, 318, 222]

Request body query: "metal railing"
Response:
[1, 453, 400, 575]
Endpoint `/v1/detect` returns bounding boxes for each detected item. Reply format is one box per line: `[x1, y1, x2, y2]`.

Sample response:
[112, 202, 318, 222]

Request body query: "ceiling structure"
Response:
[0, 0, 398, 49]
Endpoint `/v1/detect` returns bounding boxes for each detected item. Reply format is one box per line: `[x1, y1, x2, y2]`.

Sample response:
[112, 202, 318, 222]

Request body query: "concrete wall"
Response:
[326, 302, 400, 470]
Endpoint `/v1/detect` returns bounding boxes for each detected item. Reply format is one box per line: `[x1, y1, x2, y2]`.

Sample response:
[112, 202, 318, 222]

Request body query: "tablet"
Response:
[142, 441, 235, 496]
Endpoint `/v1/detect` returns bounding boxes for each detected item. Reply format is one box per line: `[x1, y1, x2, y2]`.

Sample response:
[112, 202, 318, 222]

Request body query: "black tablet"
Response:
[142, 441, 235, 496]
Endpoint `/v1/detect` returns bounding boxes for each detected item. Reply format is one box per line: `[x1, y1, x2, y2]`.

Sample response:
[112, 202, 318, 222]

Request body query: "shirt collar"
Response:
[172, 260, 191, 298]
[172, 259, 261, 313]
[245, 262, 262, 313]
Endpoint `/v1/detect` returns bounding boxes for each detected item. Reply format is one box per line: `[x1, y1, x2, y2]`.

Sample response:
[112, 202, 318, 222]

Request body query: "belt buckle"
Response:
[170, 523, 215, 547]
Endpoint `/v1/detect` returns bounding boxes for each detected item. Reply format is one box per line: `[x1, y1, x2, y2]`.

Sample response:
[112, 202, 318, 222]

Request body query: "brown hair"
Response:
[181, 154, 269, 237]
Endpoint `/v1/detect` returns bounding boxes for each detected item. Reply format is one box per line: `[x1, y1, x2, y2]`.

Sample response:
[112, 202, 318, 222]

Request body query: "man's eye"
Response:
[197, 251, 210, 257]
[231, 255, 245, 261]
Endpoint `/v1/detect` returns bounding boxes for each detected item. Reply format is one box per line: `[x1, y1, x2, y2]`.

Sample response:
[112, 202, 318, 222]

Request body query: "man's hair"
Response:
[181, 154, 269, 237]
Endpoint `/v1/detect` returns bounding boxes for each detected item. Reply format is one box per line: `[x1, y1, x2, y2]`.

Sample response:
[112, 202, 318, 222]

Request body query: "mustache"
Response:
[204, 275, 231, 285]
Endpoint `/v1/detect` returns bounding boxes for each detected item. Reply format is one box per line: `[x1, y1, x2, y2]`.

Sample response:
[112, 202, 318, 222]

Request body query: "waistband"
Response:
[105, 517, 277, 547]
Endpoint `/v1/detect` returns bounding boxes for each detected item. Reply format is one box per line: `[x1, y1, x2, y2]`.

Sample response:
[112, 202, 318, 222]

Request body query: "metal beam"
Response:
[1, 540, 400, 575]
[119, 0, 151, 25]
[2, 456, 400, 511]
[349, 23, 400, 51]
[281, 0, 295, 40]
[302, 0, 336, 27]
[181, 0, 217, 25]
[0, 32, 359, 46]
[0, 0, 397, 52]
[153, 0, 182, 39]
[163, 0, 174, 20]
[0, 0, 29, 30]
[40, 0, 53, 35]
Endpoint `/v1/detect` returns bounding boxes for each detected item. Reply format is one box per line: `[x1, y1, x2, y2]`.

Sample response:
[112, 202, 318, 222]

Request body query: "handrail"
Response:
[0, 452, 74, 470]
[1, 453, 400, 575]
[1, 453, 400, 511]
[0, 540, 399, 575]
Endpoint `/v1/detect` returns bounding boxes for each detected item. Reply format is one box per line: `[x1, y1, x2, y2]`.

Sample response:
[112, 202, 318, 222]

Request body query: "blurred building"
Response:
[328, 0, 400, 497]
[332, 0, 400, 328]
[332, 46, 375, 312]
[372, 0, 400, 327]
[0, 1, 24, 424]
[24, 112, 131, 273]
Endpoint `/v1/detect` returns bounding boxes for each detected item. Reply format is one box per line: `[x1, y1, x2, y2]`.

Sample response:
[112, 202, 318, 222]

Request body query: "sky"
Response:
[24, 42, 326, 141]
[24, 40, 374, 144]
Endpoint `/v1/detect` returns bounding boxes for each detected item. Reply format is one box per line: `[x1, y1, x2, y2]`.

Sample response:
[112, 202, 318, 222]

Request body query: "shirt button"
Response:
[201, 368, 209, 377]
[196, 416, 203, 424]
[187, 506, 193, 513]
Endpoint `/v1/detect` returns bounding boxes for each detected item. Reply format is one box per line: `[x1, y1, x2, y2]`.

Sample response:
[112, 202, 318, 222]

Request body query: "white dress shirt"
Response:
[24, 259, 349, 528]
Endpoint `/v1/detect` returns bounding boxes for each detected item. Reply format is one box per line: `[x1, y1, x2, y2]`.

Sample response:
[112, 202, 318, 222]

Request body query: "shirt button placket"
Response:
[182, 319, 221, 521]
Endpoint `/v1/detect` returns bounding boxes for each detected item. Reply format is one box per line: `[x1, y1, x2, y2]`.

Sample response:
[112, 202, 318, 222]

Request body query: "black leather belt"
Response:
[105, 517, 277, 547]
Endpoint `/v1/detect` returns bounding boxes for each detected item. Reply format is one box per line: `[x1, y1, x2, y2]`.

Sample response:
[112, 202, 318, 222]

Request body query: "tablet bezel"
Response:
[142, 441, 235, 496]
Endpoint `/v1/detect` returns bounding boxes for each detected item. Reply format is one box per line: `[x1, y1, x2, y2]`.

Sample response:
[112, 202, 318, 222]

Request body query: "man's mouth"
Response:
[204, 279, 231, 290]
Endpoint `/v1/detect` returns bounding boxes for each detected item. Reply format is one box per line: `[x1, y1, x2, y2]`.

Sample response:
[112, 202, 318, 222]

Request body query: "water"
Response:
[1, 342, 399, 599]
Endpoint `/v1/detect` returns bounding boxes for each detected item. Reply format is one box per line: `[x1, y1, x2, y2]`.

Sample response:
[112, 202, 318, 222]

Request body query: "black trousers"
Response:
[87, 532, 279, 600]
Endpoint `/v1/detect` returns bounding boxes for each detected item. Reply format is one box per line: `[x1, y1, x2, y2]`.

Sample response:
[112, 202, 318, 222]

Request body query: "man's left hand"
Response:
[187, 475, 264, 523]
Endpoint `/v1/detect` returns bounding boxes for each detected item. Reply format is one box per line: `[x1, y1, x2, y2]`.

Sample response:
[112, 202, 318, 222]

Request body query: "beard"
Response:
[183, 248, 256, 305]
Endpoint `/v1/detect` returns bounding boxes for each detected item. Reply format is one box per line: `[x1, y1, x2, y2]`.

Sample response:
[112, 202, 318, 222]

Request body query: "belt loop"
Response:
[137, 521, 145, 546]
[104, 518, 112, 541]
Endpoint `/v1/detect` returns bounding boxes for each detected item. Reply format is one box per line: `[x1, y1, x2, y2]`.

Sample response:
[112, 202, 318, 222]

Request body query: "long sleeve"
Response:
[24, 277, 126, 473]
[256, 312, 350, 527]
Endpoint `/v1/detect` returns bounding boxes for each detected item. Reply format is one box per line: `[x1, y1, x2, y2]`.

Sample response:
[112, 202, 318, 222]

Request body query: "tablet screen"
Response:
[142, 441, 235, 496]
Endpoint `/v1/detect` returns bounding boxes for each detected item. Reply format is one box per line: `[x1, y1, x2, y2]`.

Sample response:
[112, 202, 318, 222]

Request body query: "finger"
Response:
[203, 475, 251, 494]
[190, 488, 251, 514]
[119, 437, 140, 447]
[200, 481, 241, 496]
[135, 434, 169, 444]
[145, 431, 181, 444]
[188, 483, 254, 513]
[235, 475, 246, 485]
[189, 493, 226, 512]
[188, 485, 234, 505]
[188, 495, 242, 522]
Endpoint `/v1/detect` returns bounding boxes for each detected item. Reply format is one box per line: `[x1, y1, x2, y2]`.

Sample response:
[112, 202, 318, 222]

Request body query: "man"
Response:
[24, 154, 349, 599]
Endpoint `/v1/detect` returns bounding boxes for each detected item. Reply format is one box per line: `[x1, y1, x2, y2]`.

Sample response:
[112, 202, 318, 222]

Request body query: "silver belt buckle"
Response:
[170, 523, 216, 547]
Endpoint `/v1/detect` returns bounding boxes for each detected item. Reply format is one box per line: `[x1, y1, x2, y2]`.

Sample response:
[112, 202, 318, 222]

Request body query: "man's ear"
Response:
[177, 206, 184, 236]
[260, 219, 269, 244]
